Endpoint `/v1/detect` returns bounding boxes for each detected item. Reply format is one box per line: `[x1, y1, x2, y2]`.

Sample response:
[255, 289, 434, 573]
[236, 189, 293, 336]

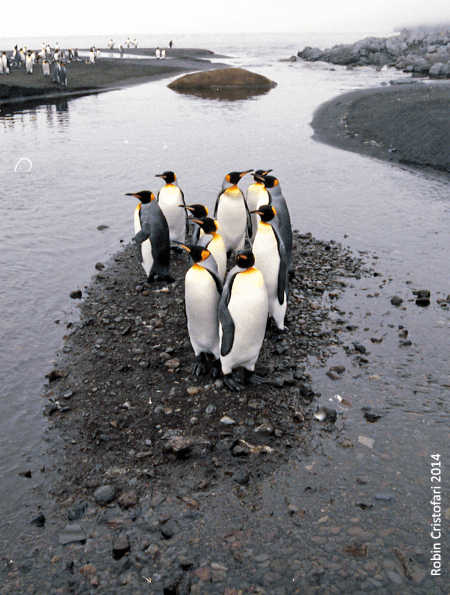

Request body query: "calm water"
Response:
[1, 32, 449, 554]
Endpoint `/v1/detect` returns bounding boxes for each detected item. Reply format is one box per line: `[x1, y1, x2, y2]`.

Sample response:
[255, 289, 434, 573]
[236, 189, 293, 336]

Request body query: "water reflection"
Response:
[170, 85, 273, 101]
[1, 96, 75, 130]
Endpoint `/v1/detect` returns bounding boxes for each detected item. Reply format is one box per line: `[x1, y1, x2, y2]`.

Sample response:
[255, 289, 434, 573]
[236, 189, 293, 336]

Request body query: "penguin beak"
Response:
[191, 219, 203, 225]
[177, 243, 191, 253]
[249, 210, 264, 215]
[253, 174, 266, 184]
[239, 170, 253, 179]
[155, 174, 166, 180]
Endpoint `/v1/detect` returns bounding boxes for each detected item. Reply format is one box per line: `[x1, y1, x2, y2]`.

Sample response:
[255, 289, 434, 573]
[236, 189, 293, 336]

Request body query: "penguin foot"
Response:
[271, 327, 285, 343]
[244, 370, 267, 385]
[192, 354, 208, 377]
[223, 373, 244, 392]
[210, 358, 222, 379]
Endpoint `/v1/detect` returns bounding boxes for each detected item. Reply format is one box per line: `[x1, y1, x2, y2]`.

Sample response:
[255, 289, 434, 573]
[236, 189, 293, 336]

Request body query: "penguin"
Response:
[179, 244, 223, 377]
[126, 190, 173, 283]
[26, 52, 33, 74]
[52, 60, 60, 83]
[60, 62, 67, 88]
[192, 217, 227, 281]
[1, 52, 9, 74]
[42, 59, 50, 77]
[155, 171, 187, 246]
[214, 170, 253, 254]
[108, 39, 114, 49]
[156, 47, 160, 59]
[89, 48, 95, 64]
[182, 203, 209, 244]
[246, 169, 272, 240]
[254, 173, 293, 274]
[13, 46, 20, 67]
[96, 48, 101, 61]
[218, 248, 268, 391]
[251, 204, 289, 332]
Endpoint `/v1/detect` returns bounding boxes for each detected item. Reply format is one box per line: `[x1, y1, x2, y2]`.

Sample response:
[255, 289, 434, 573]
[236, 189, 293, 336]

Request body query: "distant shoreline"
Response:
[0, 48, 229, 105]
[310, 81, 450, 174]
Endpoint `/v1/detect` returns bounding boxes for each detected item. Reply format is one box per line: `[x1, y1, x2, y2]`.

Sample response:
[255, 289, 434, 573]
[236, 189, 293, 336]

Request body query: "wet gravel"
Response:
[1, 230, 447, 595]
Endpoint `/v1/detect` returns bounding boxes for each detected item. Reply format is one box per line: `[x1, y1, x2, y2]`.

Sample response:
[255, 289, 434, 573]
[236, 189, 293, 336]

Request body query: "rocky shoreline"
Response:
[298, 27, 450, 78]
[2, 228, 399, 595]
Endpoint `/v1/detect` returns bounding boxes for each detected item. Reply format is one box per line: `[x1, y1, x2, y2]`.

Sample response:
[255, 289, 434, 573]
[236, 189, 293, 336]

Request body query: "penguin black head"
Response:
[260, 174, 279, 189]
[178, 243, 210, 263]
[251, 204, 276, 222]
[182, 203, 208, 218]
[225, 170, 253, 185]
[156, 171, 176, 184]
[253, 169, 272, 180]
[126, 190, 156, 203]
[192, 217, 217, 235]
[235, 249, 255, 269]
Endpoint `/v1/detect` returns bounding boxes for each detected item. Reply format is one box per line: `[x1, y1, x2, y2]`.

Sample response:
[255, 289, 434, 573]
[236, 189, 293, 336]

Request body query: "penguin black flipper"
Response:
[218, 269, 240, 357]
[213, 191, 222, 218]
[180, 188, 190, 235]
[270, 219, 289, 305]
[134, 224, 151, 245]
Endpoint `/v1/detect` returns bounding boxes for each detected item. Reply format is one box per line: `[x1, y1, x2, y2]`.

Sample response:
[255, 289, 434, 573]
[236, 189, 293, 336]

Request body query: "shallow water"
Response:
[1, 33, 449, 562]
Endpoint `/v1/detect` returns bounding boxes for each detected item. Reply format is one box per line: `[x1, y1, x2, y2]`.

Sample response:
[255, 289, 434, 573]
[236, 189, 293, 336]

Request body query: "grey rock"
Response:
[93, 484, 116, 505]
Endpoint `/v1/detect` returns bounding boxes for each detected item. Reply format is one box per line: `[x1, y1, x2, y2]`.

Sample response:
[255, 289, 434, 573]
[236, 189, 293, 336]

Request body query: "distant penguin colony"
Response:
[126, 169, 293, 391]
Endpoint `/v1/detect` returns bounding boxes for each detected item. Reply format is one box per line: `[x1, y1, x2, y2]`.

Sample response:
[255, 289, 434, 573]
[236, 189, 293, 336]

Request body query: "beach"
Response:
[0, 48, 228, 103]
[311, 80, 450, 174]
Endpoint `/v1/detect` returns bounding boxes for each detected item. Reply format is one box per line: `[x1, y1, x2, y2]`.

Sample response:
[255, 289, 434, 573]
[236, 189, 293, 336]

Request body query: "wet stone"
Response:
[390, 295, 403, 306]
[112, 532, 131, 559]
[93, 484, 116, 505]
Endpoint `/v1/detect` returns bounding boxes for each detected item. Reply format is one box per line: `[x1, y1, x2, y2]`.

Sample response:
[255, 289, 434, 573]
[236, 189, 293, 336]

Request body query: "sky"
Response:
[2, 0, 450, 39]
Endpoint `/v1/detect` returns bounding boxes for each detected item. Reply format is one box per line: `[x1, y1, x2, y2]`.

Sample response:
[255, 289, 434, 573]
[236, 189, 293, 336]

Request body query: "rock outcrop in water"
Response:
[168, 67, 277, 90]
[298, 27, 450, 78]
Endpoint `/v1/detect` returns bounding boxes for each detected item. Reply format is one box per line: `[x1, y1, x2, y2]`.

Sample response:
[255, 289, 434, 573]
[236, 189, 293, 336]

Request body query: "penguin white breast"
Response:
[208, 234, 227, 280]
[216, 187, 247, 252]
[221, 268, 268, 372]
[185, 265, 220, 357]
[253, 222, 280, 296]
[158, 185, 185, 242]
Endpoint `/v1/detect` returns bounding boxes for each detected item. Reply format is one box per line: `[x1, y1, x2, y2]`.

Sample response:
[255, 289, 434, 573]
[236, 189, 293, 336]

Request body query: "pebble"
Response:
[93, 485, 116, 505]
[58, 523, 86, 545]
[390, 295, 403, 306]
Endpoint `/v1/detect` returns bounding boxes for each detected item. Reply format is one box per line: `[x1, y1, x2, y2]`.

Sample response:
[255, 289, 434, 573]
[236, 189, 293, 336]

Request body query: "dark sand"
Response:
[0, 48, 228, 104]
[311, 80, 450, 174]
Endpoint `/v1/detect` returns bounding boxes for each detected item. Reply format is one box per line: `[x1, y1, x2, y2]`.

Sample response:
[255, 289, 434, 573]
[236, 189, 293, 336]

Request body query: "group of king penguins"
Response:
[126, 168, 293, 392]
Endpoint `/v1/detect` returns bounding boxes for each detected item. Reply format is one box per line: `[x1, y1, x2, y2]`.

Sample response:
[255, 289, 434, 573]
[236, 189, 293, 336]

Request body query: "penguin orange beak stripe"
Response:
[239, 170, 253, 178]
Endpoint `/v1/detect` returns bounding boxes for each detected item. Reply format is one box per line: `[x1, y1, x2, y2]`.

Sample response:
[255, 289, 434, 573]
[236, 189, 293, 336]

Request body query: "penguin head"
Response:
[253, 169, 272, 181]
[224, 170, 253, 188]
[250, 204, 276, 222]
[178, 243, 210, 263]
[260, 174, 279, 189]
[126, 190, 156, 204]
[156, 171, 177, 184]
[235, 249, 255, 269]
[192, 217, 217, 235]
[182, 203, 208, 218]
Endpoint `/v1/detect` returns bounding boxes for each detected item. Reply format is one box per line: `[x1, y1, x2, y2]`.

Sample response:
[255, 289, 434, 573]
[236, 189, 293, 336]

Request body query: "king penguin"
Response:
[218, 248, 268, 391]
[182, 203, 209, 244]
[155, 171, 187, 246]
[126, 190, 173, 283]
[251, 204, 289, 332]
[192, 217, 227, 281]
[42, 59, 50, 77]
[26, 51, 33, 74]
[180, 244, 223, 377]
[214, 170, 253, 255]
[246, 169, 272, 240]
[254, 173, 293, 275]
